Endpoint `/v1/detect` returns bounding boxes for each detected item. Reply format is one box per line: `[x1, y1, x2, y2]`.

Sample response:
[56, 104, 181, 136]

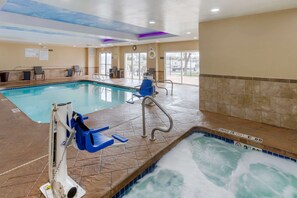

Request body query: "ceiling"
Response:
[0, 0, 296, 47]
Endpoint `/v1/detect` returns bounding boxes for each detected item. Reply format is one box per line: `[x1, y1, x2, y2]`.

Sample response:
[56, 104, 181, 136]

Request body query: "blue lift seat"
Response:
[127, 79, 155, 104]
[71, 112, 114, 153]
[133, 79, 154, 97]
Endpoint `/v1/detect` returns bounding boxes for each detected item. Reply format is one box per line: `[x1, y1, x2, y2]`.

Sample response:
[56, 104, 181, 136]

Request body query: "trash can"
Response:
[148, 68, 156, 80]
[66, 69, 73, 77]
[0, 72, 9, 82]
[117, 70, 121, 78]
[23, 71, 31, 80]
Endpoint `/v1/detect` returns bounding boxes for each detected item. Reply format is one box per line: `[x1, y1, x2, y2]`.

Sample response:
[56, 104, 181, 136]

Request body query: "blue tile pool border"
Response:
[113, 130, 297, 198]
[113, 163, 157, 198]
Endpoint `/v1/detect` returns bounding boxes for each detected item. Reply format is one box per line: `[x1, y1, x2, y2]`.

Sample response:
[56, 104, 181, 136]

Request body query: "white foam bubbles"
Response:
[124, 133, 297, 198]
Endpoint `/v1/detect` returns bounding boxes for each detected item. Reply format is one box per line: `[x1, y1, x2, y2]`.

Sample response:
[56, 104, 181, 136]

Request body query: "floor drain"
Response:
[11, 108, 21, 113]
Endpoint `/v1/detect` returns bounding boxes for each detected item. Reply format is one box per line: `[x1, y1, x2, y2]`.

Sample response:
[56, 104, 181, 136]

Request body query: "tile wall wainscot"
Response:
[199, 74, 297, 130]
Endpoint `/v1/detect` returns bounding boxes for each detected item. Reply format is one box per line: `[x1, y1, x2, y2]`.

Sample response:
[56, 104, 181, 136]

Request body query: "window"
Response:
[124, 53, 147, 80]
[100, 52, 112, 75]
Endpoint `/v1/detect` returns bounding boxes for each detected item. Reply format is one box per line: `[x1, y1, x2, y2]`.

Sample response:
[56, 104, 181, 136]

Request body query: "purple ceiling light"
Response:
[138, 31, 168, 38]
[102, 38, 115, 43]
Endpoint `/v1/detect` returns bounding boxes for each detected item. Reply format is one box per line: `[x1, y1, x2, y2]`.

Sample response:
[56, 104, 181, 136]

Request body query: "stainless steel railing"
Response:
[142, 96, 173, 141]
[154, 80, 173, 96]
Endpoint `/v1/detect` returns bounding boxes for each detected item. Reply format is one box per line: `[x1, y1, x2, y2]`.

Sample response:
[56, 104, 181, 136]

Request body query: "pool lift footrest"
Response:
[112, 134, 128, 143]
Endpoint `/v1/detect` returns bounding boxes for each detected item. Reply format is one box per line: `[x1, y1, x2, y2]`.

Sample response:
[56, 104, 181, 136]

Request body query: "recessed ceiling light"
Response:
[156, 40, 160, 43]
[211, 8, 220, 13]
[73, 45, 76, 47]
[194, 37, 198, 39]
[38, 43, 42, 45]
[186, 32, 191, 35]
[149, 21, 156, 24]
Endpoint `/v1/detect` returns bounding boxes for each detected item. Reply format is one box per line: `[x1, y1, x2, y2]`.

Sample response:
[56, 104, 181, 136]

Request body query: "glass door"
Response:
[125, 53, 147, 80]
[125, 53, 133, 79]
[182, 52, 199, 85]
[132, 53, 140, 79]
[100, 52, 112, 75]
[139, 53, 147, 79]
[165, 52, 182, 83]
[165, 51, 199, 85]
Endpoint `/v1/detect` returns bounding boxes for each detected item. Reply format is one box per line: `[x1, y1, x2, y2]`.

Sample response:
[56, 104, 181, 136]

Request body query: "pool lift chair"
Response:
[126, 79, 156, 104]
[40, 102, 128, 198]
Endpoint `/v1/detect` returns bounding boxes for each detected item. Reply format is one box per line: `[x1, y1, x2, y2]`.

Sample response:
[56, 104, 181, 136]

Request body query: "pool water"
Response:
[123, 134, 297, 198]
[0, 81, 135, 123]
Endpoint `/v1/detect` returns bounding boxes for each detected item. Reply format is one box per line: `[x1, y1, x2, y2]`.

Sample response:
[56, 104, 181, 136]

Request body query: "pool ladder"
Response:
[142, 96, 173, 141]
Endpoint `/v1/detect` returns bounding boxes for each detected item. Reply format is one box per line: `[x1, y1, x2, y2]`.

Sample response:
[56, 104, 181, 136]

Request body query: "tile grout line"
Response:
[26, 161, 49, 197]
[0, 154, 48, 176]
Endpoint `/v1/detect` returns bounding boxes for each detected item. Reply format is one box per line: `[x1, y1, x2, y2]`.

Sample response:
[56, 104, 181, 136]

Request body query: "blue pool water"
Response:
[123, 134, 297, 198]
[0, 81, 135, 123]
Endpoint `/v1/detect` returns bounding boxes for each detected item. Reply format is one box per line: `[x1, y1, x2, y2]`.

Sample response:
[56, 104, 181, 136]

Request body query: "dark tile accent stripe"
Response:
[200, 74, 297, 83]
[252, 77, 270, 81]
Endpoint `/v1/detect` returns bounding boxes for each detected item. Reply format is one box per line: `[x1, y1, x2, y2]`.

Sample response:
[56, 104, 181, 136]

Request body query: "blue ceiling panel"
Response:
[1, 0, 158, 35]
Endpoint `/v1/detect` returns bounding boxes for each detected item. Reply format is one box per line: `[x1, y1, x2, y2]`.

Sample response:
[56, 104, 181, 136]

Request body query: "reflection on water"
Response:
[0, 81, 135, 123]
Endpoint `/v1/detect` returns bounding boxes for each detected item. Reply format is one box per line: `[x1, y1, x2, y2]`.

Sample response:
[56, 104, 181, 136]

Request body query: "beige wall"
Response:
[200, 8, 297, 79]
[87, 48, 96, 75]
[199, 8, 297, 130]
[0, 41, 86, 70]
[0, 40, 198, 80]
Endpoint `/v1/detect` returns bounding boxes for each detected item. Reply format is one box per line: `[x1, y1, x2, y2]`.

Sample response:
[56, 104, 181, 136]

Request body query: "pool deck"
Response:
[0, 77, 296, 197]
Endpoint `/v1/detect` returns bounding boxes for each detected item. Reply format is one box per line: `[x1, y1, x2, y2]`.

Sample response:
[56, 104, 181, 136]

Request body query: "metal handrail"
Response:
[142, 96, 173, 141]
[155, 80, 173, 96]
[153, 80, 168, 95]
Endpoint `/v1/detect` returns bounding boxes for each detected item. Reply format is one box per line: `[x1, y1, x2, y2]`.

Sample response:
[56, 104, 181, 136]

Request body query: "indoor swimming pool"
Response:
[0, 81, 135, 123]
[123, 133, 297, 198]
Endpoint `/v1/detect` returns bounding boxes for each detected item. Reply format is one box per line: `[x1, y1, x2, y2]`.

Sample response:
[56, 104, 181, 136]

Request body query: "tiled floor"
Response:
[0, 77, 296, 198]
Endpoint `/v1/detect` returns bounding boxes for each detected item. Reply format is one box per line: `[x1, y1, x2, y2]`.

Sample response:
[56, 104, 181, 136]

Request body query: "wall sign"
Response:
[218, 128, 263, 143]
[234, 141, 262, 151]
[25, 48, 39, 58]
[39, 48, 49, 60]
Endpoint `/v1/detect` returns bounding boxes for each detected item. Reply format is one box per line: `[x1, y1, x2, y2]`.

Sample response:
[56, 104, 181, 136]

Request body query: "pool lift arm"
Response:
[40, 102, 128, 198]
